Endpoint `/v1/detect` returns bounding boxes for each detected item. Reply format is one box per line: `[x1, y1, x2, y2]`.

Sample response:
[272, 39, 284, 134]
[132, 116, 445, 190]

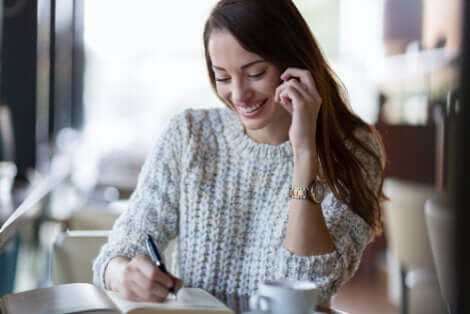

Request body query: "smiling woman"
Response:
[208, 32, 290, 145]
[92, 0, 386, 312]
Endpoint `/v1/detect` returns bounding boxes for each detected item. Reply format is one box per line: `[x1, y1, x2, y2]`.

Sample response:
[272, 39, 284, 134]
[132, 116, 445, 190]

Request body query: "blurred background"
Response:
[0, 0, 468, 313]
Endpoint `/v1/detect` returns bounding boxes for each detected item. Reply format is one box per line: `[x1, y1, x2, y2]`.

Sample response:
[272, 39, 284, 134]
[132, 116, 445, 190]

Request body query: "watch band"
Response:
[288, 184, 312, 201]
[288, 177, 325, 204]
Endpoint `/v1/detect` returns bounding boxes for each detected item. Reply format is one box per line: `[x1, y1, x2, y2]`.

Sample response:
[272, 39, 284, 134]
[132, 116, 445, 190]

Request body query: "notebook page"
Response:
[105, 288, 233, 313]
[2, 283, 116, 314]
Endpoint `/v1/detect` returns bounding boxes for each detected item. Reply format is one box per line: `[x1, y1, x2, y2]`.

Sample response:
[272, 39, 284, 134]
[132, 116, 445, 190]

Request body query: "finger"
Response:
[132, 276, 170, 300]
[283, 78, 313, 100]
[120, 258, 169, 302]
[118, 287, 140, 302]
[275, 84, 293, 114]
[274, 82, 285, 104]
[284, 75, 322, 109]
[120, 277, 165, 303]
[135, 256, 174, 288]
[275, 82, 285, 104]
[281, 67, 314, 88]
[275, 80, 307, 105]
[281, 68, 320, 101]
[278, 80, 311, 109]
[124, 261, 170, 300]
[172, 277, 184, 292]
[279, 85, 305, 112]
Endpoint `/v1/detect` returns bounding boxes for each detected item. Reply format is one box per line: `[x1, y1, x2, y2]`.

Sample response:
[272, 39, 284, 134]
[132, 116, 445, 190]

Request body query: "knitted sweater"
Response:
[92, 107, 381, 307]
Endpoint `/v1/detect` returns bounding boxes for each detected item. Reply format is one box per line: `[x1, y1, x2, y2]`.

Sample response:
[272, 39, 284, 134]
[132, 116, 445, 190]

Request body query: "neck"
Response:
[245, 112, 291, 145]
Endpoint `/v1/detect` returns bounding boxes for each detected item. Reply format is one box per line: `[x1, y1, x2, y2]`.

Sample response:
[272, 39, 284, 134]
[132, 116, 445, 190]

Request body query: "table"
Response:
[216, 293, 347, 314]
[0, 291, 347, 314]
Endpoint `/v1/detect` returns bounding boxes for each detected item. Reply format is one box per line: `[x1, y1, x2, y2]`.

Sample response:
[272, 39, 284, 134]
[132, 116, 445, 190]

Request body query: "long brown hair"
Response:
[203, 0, 387, 235]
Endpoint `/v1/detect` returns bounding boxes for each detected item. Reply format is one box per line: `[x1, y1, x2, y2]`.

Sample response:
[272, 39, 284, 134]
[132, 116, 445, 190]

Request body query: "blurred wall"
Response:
[383, 0, 422, 55]
[422, 0, 462, 50]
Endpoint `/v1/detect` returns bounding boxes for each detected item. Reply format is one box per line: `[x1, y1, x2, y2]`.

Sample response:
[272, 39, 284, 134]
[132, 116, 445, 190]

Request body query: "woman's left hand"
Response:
[274, 67, 322, 156]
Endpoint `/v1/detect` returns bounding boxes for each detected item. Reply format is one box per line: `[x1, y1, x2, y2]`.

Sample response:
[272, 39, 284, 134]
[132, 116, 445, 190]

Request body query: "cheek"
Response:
[215, 86, 233, 109]
[260, 81, 280, 98]
[260, 75, 281, 95]
[216, 85, 231, 103]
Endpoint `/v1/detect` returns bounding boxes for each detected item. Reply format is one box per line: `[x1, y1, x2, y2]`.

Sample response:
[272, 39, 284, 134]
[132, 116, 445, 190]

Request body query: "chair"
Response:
[67, 205, 121, 230]
[52, 230, 177, 284]
[425, 196, 456, 314]
[383, 178, 445, 314]
[52, 230, 109, 284]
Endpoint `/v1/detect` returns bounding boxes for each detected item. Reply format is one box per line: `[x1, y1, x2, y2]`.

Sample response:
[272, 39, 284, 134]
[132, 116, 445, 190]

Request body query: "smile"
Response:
[237, 99, 267, 115]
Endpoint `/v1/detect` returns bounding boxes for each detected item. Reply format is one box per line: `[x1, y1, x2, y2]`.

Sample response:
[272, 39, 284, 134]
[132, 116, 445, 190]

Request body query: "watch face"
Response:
[310, 182, 325, 203]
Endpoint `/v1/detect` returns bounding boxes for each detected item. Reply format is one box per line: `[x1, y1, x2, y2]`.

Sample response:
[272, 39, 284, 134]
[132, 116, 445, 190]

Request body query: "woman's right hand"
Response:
[105, 256, 183, 302]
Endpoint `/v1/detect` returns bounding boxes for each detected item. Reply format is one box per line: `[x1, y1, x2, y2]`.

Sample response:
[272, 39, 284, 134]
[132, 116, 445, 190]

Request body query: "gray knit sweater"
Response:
[92, 107, 381, 307]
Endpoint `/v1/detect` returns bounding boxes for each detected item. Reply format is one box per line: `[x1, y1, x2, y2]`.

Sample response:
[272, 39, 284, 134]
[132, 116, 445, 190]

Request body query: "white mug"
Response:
[249, 280, 319, 314]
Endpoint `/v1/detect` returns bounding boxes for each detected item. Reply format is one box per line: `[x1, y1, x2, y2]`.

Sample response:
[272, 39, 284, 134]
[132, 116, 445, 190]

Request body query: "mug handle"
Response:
[249, 294, 271, 312]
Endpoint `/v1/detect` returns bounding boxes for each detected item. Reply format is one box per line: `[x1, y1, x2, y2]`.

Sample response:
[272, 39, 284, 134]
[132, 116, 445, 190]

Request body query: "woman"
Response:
[93, 0, 386, 309]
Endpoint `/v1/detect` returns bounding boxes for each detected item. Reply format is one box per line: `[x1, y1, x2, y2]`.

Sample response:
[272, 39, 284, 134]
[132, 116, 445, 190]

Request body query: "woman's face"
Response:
[208, 30, 291, 143]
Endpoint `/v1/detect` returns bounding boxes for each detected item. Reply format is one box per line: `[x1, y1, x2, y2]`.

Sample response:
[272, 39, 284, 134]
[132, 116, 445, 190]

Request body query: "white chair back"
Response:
[52, 230, 109, 284]
[425, 196, 456, 306]
[52, 230, 178, 284]
[383, 178, 435, 270]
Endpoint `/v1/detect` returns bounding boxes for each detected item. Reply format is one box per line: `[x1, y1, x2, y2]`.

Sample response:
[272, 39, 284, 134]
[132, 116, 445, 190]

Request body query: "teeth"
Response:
[238, 101, 264, 113]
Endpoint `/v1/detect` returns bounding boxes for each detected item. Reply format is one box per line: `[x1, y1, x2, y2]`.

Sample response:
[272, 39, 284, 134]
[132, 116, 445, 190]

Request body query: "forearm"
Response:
[283, 152, 335, 256]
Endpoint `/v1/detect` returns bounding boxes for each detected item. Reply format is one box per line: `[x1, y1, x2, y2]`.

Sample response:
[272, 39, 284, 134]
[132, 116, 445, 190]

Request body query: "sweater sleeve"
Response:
[92, 112, 188, 289]
[275, 130, 382, 306]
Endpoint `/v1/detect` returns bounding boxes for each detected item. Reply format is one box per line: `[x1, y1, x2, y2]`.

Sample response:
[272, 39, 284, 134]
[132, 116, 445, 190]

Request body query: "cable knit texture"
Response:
[92, 107, 381, 307]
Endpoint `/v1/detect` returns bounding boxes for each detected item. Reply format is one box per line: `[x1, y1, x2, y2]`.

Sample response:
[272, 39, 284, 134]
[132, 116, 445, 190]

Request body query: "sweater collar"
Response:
[221, 108, 293, 160]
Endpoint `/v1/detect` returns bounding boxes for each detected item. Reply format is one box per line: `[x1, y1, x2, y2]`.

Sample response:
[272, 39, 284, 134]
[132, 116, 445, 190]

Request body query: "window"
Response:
[83, 0, 380, 158]
[83, 1, 221, 155]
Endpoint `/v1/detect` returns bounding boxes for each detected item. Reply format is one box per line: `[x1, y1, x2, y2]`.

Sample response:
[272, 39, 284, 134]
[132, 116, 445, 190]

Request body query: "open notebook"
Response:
[0, 283, 234, 314]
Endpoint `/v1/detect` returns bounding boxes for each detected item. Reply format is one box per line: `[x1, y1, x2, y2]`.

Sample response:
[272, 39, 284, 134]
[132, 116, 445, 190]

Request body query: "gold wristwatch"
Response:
[288, 178, 325, 204]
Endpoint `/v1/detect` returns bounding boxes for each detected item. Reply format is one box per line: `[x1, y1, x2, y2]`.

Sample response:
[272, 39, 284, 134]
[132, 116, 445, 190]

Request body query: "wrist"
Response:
[293, 152, 318, 186]
[293, 146, 317, 159]
[105, 257, 129, 291]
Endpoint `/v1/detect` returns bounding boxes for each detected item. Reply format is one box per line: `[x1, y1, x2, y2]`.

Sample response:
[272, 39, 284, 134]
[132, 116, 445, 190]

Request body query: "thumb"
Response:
[280, 96, 293, 115]
[170, 274, 184, 292]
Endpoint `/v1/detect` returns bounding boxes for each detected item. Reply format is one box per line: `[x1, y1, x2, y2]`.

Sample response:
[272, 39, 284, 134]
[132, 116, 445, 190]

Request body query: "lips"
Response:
[236, 98, 268, 118]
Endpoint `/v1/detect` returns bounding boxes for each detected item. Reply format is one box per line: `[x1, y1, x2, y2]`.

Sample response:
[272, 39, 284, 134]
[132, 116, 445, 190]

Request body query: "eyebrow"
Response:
[212, 59, 266, 71]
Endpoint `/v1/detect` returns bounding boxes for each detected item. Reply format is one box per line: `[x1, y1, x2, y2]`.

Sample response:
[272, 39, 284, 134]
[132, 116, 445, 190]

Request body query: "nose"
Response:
[232, 79, 253, 104]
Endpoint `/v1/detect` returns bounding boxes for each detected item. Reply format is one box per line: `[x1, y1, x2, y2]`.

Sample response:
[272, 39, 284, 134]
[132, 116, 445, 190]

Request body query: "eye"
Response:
[248, 70, 266, 79]
[215, 77, 231, 83]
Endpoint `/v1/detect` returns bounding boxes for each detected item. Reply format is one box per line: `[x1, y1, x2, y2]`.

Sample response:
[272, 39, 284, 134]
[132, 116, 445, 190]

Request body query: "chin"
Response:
[237, 110, 272, 130]
[240, 118, 269, 131]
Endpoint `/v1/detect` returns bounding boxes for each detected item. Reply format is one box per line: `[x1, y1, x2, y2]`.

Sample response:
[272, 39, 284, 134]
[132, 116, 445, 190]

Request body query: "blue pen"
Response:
[146, 234, 176, 295]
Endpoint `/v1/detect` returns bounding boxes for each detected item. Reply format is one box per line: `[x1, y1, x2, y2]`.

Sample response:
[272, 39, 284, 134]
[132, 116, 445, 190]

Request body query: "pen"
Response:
[146, 234, 176, 295]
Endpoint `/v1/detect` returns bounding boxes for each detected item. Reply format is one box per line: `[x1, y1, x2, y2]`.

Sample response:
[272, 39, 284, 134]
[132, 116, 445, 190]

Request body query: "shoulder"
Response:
[146, 108, 232, 164]
[169, 107, 234, 134]
[161, 107, 238, 154]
